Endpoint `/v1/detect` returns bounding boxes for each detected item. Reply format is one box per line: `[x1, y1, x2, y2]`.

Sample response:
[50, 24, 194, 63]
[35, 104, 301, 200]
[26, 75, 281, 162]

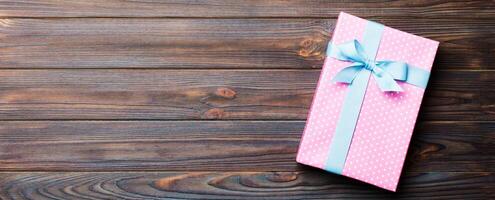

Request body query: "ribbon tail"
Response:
[372, 71, 403, 92]
[377, 60, 408, 81]
[332, 64, 365, 84]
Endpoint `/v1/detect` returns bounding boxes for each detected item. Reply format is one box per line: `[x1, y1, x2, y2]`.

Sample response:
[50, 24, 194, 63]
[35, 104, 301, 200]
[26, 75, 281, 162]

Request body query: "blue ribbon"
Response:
[323, 21, 430, 174]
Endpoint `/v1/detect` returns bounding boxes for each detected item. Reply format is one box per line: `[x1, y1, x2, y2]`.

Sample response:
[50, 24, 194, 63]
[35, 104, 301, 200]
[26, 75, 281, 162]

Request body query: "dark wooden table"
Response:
[0, 1, 493, 199]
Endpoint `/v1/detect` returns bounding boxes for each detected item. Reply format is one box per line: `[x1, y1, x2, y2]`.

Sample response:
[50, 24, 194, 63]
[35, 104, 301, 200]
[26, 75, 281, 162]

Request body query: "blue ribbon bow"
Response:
[327, 40, 430, 92]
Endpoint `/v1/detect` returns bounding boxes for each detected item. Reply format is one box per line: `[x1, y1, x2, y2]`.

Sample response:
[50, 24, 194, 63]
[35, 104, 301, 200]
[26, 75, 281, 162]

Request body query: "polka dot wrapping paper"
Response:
[296, 12, 439, 191]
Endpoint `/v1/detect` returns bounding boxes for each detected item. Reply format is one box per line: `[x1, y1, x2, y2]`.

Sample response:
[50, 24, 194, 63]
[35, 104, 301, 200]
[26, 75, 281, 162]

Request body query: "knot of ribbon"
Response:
[327, 39, 430, 92]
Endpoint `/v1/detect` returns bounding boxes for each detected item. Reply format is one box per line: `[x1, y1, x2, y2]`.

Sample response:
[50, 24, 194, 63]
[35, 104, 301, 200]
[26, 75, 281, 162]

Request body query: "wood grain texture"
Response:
[0, 0, 494, 198]
[0, 0, 494, 19]
[0, 172, 492, 199]
[0, 121, 492, 172]
[0, 18, 493, 69]
[0, 70, 490, 120]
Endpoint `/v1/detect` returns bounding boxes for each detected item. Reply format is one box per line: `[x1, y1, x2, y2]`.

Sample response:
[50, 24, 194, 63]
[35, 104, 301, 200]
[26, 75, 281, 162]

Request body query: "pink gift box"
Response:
[296, 12, 439, 191]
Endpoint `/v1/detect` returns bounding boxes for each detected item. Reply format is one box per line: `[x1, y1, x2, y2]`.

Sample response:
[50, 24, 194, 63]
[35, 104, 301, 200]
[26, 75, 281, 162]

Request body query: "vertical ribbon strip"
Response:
[324, 21, 385, 174]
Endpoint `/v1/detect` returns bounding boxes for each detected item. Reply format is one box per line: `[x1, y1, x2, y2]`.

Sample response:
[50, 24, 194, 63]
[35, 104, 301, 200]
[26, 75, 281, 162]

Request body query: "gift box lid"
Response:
[296, 12, 439, 191]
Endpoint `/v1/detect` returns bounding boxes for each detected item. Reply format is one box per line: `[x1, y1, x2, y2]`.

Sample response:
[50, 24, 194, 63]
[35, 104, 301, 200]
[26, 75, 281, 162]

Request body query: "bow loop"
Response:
[327, 40, 368, 63]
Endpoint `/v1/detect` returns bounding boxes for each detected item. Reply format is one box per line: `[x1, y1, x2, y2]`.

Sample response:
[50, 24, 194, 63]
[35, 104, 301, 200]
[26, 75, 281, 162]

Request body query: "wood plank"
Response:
[0, 0, 494, 19]
[0, 70, 490, 121]
[0, 18, 493, 70]
[0, 172, 492, 199]
[0, 121, 492, 172]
